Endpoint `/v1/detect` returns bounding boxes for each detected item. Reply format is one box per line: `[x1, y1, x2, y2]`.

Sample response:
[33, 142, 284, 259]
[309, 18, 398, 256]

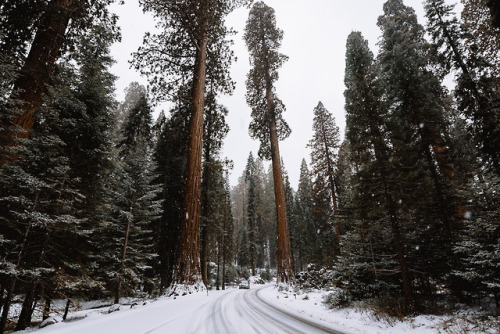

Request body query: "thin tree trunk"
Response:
[0, 0, 74, 165]
[216, 235, 221, 291]
[222, 234, 226, 291]
[62, 298, 71, 321]
[0, 279, 15, 334]
[115, 205, 132, 305]
[0, 285, 4, 312]
[15, 283, 37, 331]
[169, 34, 208, 293]
[42, 297, 51, 321]
[16, 229, 51, 331]
[319, 123, 342, 256]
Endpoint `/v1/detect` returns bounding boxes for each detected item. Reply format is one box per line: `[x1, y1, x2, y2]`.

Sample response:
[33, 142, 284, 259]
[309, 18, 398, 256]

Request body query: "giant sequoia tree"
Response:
[244, 1, 294, 284]
[133, 0, 248, 293]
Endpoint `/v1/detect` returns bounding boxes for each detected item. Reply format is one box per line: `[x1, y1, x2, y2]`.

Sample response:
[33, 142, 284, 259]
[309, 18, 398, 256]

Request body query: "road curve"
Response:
[148, 285, 346, 334]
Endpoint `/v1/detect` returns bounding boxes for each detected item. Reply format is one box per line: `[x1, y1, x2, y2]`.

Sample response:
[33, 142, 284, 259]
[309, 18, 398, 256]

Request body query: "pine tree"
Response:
[308, 102, 342, 256]
[291, 159, 318, 271]
[0, 60, 99, 332]
[114, 82, 148, 143]
[108, 90, 162, 304]
[244, 1, 294, 285]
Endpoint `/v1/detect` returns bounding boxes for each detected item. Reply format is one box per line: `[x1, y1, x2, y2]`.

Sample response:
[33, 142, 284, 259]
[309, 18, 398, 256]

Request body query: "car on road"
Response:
[239, 279, 250, 289]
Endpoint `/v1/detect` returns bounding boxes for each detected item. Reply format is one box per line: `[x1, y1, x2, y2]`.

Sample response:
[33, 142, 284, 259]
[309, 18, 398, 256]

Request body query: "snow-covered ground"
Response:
[259, 287, 499, 334]
[13, 283, 499, 334]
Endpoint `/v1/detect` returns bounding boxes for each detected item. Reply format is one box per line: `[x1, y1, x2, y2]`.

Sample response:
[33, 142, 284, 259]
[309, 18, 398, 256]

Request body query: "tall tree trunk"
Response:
[269, 116, 294, 284]
[0, 0, 74, 164]
[62, 298, 71, 321]
[266, 79, 294, 284]
[169, 34, 208, 293]
[115, 205, 132, 305]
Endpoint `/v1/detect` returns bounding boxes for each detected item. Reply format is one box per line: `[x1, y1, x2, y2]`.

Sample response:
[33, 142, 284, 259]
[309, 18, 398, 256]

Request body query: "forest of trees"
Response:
[0, 0, 498, 331]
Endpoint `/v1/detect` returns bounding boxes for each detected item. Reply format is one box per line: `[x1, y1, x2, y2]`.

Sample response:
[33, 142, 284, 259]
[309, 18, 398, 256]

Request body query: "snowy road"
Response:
[150, 286, 345, 334]
[34, 285, 345, 334]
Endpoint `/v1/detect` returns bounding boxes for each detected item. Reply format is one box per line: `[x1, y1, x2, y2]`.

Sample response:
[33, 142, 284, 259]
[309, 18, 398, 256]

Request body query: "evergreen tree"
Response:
[0, 57, 104, 332]
[377, 0, 461, 309]
[425, 0, 500, 174]
[453, 169, 500, 307]
[133, 0, 248, 293]
[308, 102, 342, 255]
[114, 82, 148, 143]
[291, 160, 318, 271]
[244, 1, 294, 285]
[245, 152, 258, 275]
[108, 90, 162, 303]
[344, 29, 414, 310]
[0, 0, 120, 147]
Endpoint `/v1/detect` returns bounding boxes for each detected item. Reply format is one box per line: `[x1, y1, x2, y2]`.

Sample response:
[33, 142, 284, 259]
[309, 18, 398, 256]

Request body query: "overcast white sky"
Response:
[109, 0, 446, 189]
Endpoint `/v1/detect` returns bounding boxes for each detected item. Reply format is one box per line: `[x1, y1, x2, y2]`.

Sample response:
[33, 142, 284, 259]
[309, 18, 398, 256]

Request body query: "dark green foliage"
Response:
[308, 102, 342, 263]
[153, 86, 191, 288]
[103, 89, 162, 301]
[0, 0, 120, 67]
[290, 160, 318, 271]
[425, 0, 500, 174]
[200, 91, 230, 283]
[452, 169, 500, 307]
[244, 1, 290, 160]
[132, 0, 249, 102]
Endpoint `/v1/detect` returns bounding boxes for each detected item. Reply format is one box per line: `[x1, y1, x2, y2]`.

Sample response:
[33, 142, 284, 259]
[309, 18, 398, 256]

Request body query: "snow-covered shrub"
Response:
[295, 264, 337, 291]
[260, 268, 272, 281]
[322, 289, 351, 309]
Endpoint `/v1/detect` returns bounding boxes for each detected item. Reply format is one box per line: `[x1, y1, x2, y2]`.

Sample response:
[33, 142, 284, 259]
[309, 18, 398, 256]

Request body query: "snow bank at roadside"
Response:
[259, 286, 499, 334]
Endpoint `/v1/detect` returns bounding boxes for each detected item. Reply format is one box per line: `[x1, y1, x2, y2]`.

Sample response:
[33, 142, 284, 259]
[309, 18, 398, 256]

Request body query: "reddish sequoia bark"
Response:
[0, 0, 74, 164]
[169, 35, 208, 293]
[266, 82, 294, 285]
